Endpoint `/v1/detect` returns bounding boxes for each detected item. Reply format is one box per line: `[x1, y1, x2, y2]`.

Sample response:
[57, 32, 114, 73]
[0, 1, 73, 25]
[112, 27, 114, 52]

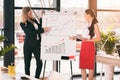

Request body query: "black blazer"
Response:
[20, 18, 44, 48]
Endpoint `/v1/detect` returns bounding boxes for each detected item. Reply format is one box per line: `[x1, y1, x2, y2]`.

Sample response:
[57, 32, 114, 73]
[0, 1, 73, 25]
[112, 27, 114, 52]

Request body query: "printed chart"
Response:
[41, 13, 77, 60]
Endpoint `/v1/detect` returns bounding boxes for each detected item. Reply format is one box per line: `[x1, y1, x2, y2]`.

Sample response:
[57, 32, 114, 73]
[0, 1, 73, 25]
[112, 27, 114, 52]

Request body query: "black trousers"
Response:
[23, 45, 43, 79]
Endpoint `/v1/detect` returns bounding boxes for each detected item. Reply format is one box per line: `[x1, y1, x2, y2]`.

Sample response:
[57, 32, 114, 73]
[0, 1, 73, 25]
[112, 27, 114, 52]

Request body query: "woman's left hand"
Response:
[69, 36, 76, 40]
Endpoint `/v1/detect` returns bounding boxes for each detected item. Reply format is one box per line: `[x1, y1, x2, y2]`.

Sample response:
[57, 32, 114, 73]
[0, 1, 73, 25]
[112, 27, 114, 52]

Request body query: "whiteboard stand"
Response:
[42, 60, 46, 80]
[42, 60, 73, 80]
[41, 13, 76, 80]
[53, 61, 61, 73]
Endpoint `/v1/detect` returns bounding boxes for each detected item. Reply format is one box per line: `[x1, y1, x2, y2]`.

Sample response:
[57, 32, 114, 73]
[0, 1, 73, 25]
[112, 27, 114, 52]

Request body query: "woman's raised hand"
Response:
[44, 27, 51, 33]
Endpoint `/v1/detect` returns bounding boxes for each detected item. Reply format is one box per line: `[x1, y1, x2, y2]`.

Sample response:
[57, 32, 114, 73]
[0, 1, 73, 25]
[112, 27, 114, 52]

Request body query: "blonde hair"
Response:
[21, 6, 31, 22]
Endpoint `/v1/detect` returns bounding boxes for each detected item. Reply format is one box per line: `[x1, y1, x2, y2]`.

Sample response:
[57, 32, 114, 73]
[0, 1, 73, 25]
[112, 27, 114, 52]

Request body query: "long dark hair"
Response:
[85, 9, 98, 39]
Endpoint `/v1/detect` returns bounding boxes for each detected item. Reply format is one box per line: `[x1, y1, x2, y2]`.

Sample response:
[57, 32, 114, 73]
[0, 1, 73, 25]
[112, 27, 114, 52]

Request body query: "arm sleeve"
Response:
[20, 22, 37, 35]
[37, 18, 44, 33]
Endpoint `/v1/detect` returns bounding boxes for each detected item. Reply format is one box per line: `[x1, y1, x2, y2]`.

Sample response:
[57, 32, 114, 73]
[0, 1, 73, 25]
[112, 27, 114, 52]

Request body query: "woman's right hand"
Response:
[44, 27, 51, 33]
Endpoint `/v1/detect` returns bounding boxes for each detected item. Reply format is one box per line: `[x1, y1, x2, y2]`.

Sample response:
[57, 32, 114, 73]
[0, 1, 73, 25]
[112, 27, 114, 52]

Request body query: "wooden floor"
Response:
[40, 77, 47, 80]
[1, 57, 120, 80]
[39, 75, 120, 80]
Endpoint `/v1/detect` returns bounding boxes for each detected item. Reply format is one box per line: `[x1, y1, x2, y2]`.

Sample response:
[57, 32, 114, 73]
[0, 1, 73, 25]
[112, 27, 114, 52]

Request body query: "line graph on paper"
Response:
[42, 13, 76, 36]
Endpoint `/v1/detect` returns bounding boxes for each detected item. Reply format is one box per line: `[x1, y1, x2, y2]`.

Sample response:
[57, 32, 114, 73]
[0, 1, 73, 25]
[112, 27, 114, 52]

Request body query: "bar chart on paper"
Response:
[41, 35, 76, 60]
[41, 13, 77, 60]
[45, 42, 65, 54]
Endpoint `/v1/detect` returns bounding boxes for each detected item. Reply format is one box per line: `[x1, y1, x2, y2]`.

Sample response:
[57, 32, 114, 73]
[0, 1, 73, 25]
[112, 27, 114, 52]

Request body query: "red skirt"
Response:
[79, 41, 95, 69]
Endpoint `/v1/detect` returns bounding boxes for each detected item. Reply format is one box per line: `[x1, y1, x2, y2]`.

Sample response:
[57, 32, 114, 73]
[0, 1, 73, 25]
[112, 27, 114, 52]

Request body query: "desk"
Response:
[0, 67, 39, 80]
[96, 54, 120, 66]
[96, 54, 120, 80]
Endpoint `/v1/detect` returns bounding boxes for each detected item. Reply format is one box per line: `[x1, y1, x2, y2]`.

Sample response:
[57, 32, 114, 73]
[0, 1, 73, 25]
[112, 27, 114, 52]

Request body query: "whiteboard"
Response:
[41, 13, 77, 60]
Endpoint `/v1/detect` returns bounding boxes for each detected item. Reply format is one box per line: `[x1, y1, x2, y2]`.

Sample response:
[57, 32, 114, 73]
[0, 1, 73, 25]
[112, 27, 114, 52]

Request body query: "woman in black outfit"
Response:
[20, 6, 50, 79]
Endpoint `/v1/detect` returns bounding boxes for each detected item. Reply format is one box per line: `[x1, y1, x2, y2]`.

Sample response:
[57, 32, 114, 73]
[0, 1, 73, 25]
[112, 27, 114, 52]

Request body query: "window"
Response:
[97, 0, 120, 31]
[61, 0, 88, 8]
[98, 12, 120, 31]
[15, 0, 56, 8]
[97, 0, 120, 10]
[0, 0, 3, 29]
